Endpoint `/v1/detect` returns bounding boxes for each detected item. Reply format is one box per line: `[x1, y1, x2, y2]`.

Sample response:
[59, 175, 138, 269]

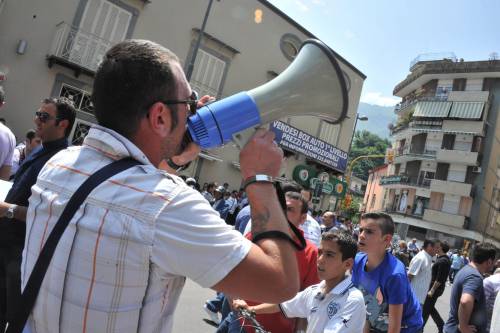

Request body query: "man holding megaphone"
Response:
[7, 39, 301, 333]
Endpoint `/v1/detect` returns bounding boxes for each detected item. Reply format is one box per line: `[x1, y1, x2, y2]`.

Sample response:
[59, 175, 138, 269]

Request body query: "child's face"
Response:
[317, 240, 351, 281]
[358, 218, 391, 254]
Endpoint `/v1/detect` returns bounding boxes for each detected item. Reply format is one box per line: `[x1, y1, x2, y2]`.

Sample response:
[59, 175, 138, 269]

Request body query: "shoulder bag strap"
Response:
[6, 157, 141, 333]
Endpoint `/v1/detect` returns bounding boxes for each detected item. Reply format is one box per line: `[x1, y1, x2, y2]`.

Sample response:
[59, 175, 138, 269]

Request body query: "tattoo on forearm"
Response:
[251, 208, 271, 232]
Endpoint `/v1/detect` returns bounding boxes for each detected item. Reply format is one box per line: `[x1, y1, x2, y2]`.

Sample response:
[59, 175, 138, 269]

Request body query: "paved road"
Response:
[172, 278, 454, 332]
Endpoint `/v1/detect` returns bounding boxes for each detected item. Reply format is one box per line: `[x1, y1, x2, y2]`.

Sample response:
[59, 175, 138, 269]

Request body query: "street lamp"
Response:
[185, 0, 221, 81]
[347, 114, 368, 156]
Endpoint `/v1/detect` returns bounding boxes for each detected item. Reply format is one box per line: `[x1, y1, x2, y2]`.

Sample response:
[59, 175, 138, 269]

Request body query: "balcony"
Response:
[391, 119, 443, 137]
[380, 174, 431, 189]
[394, 145, 436, 163]
[394, 95, 448, 115]
[47, 22, 113, 77]
[436, 149, 478, 165]
[430, 179, 472, 197]
[423, 209, 465, 228]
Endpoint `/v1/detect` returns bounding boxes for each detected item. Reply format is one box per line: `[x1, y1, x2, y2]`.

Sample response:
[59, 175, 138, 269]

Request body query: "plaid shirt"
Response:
[22, 125, 251, 333]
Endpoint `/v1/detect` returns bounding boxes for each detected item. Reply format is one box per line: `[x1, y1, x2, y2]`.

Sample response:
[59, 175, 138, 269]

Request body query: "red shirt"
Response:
[242, 230, 319, 333]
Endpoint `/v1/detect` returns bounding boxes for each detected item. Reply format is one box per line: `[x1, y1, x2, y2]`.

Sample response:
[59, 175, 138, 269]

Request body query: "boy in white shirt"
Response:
[234, 230, 366, 333]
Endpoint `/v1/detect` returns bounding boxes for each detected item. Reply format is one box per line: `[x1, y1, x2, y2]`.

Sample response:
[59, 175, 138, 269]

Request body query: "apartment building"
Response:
[0, 0, 364, 206]
[382, 55, 500, 247]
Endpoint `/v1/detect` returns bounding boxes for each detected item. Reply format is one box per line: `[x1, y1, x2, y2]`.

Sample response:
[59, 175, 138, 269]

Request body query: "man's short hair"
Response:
[285, 191, 308, 215]
[423, 239, 436, 249]
[92, 40, 181, 138]
[472, 243, 497, 264]
[207, 182, 215, 191]
[322, 230, 358, 261]
[440, 241, 450, 253]
[360, 212, 394, 236]
[0, 86, 5, 104]
[26, 129, 37, 141]
[43, 97, 76, 137]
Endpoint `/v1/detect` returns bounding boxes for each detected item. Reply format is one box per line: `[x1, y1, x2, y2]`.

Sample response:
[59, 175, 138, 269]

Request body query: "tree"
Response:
[349, 130, 390, 181]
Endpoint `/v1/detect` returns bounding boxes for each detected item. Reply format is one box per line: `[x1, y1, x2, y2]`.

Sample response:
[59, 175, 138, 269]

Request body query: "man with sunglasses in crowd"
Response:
[0, 97, 75, 331]
[20, 40, 299, 333]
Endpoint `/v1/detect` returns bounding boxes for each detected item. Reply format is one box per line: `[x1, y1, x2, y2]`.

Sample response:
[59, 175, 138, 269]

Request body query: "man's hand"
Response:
[232, 299, 249, 310]
[427, 290, 434, 298]
[239, 129, 283, 180]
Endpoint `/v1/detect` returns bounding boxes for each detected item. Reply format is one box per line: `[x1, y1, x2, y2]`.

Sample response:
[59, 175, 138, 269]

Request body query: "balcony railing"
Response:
[48, 22, 113, 75]
[394, 95, 449, 114]
[395, 145, 437, 158]
[391, 119, 443, 136]
[380, 174, 432, 188]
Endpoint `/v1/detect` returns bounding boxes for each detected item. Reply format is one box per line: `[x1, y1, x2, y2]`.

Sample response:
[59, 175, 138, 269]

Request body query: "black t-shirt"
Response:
[431, 254, 451, 295]
[444, 265, 487, 333]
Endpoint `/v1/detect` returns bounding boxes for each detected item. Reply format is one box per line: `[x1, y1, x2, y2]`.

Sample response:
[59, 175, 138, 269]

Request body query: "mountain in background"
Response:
[355, 102, 396, 139]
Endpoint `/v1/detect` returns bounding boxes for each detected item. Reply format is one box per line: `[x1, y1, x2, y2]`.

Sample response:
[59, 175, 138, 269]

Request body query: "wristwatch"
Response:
[242, 174, 274, 190]
[5, 204, 17, 219]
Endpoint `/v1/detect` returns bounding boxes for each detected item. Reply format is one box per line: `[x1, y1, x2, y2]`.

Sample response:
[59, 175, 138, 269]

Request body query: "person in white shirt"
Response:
[0, 86, 15, 181]
[234, 230, 366, 333]
[21, 40, 300, 333]
[408, 239, 437, 305]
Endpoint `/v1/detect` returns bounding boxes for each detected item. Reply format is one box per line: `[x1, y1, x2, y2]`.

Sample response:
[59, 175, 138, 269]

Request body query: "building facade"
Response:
[363, 164, 388, 213]
[382, 55, 500, 247]
[0, 0, 364, 202]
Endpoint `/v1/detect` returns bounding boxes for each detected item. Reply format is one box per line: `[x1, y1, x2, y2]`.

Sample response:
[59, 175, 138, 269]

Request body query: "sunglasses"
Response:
[35, 111, 61, 123]
[161, 91, 199, 115]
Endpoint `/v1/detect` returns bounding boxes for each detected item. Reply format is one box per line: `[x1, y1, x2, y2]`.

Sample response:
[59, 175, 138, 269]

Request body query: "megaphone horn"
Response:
[187, 39, 349, 149]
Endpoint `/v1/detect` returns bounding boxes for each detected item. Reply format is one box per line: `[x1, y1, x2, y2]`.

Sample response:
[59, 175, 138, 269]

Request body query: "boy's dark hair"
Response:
[472, 243, 497, 264]
[285, 191, 308, 214]
[281, 181, 303, 194]
[207, 182, 215, 191]
[92, 40, 180, 139]
[42, 97, 76, 137]
[322, 230, 358, 261]
[26, 129, 37, 141]
[361, 212, 394, 236]
[0, 86, 5, 104]
[440, 241, 450, 253]
[423, 239, 436, 249]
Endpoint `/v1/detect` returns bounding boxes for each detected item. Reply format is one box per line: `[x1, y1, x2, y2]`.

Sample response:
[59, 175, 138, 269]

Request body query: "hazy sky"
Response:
[268, 0, 500, 106]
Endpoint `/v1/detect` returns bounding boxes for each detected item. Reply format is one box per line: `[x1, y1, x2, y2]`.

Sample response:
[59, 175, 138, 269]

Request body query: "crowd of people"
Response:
[0, 40, 498, 333]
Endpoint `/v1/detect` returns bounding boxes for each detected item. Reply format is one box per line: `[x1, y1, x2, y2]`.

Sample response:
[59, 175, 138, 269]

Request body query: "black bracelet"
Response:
[166, 158, 186, 172]
[252, 222, 306, 251]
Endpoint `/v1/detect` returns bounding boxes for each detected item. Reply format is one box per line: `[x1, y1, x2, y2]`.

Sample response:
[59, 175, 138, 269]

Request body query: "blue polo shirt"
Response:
[352, 251, 423, 332]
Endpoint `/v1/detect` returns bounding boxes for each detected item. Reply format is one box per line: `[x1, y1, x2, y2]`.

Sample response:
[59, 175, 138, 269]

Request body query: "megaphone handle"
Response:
[232, 127, 262, 150]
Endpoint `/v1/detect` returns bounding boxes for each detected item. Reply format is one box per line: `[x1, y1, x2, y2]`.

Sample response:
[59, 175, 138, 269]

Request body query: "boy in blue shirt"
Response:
[352, 212, 423, 333]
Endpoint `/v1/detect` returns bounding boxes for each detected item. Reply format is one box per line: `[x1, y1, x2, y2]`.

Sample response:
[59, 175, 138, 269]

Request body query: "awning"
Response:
[199, 151, 223, 162]
[413, 101, 452, 118]
[449, 102, 484, 119]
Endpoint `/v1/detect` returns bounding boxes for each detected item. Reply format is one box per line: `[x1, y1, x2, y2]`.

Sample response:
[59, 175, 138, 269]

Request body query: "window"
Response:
[69, 119, 93, 145]
[279, 34, 302, 61]
[190, 49, 226, 98]
[370, 194, 376, 209]
[59, 83, 94, 115]
[70, 0, 132, 71]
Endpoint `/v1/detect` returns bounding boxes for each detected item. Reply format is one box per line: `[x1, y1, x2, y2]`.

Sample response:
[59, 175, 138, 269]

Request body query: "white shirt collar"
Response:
[83, 125, 153, 165]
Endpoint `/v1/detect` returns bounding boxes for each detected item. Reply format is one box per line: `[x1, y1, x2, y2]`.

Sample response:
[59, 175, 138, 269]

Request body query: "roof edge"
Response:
[257, 0, 366, 80]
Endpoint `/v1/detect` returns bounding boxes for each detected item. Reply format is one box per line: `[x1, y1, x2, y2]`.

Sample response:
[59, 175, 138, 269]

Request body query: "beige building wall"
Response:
[363, 165, 387, 213]
[0, 0, 364, 191]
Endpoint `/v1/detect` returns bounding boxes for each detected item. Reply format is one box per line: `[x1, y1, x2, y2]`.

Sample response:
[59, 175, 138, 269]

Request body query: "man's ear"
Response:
[58, 119, 69, 133]
[147, 102, 173, 137]
[344, 257, 354, 271]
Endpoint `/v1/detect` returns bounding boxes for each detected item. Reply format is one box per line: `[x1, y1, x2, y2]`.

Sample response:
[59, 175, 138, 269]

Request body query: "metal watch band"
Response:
[6, 204, 17, 219]
[242, 174, 274, 190]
